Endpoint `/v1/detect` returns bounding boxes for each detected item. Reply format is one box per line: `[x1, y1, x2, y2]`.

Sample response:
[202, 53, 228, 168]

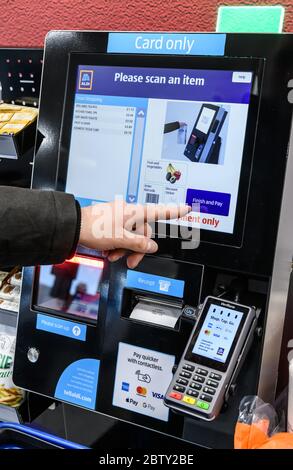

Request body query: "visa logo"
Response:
[152, 392, 164, 400]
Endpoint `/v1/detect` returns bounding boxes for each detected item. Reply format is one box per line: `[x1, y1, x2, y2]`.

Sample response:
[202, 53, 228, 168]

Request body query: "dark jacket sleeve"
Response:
[0, 186, 81, 267]
[164, 121, 180, 134]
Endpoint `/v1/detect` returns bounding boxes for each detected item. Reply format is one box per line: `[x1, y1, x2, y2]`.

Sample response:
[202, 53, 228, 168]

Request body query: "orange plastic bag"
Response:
[234, 396, 293, 449]
[259, 432, 293, 449]
[235, 420, 269, 449]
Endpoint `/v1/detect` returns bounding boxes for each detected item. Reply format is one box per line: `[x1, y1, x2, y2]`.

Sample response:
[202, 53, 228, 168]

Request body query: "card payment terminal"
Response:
[164, 297, 257, 420]
[184, 104, 227, 163]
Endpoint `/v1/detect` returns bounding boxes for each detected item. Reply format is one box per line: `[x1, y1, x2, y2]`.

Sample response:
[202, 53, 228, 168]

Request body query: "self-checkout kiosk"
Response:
[13, 31, 293, 448]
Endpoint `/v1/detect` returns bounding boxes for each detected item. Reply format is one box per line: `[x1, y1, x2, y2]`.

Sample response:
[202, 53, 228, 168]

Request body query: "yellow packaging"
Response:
[10, 112, 36, 123]
[0, 122, 27, 135]
[0, 113, 13, 122]
[5, 120, 30, 128]
[0, 104, 22, 112]
[20, 106, 38, 117]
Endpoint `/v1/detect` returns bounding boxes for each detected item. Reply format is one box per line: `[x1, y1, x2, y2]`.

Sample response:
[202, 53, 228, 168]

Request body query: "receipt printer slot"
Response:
[122, 289, 183, 330]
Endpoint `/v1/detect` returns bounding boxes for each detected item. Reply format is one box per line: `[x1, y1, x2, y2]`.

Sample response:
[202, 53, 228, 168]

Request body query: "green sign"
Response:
[216, 5, 285, 33]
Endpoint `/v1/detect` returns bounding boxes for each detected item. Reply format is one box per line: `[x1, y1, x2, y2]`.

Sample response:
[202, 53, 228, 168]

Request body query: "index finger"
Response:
[143, 204, 191, 223]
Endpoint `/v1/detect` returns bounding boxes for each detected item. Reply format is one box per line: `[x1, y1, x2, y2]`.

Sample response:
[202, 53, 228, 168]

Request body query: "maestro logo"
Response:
[79, 69, 94, 90]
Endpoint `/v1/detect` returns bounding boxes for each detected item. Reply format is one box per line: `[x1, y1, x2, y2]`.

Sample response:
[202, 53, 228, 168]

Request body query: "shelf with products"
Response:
[0, 267, 24, 422]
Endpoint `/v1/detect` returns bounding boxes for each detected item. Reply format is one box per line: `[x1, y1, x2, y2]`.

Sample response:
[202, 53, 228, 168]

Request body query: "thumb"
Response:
[119, 229, 158, 254]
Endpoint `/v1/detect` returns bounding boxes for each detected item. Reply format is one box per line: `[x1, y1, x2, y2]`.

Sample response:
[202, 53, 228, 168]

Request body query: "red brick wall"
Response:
[0, 0, 292, 47]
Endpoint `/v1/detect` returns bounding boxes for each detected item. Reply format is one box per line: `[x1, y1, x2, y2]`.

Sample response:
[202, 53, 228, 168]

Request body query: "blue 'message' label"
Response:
[126, 270, 185, 298]
[107, 33, 226, 56]
[36, 314, 86, 341]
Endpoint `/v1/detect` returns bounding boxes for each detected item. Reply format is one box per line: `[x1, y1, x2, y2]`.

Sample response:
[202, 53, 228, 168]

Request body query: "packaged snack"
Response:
[0, 113, 13, 122]
[0, 284, 20, 301]
[0, 271, 8, 286]
[0, 104, 22, 112]
[20, 106, 38, 116]
[0, 122, 27, 135]
[10, 112, 37, 123]
[0, 325, 24, 407]
[7, 271, 22, 287]
[0, 299, 19, 313]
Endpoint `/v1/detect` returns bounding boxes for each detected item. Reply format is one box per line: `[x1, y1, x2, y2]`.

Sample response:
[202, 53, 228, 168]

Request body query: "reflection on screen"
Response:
[36, 258, 103, 321]
[196, 107, 215, 134]
[192, 303, 243, 363]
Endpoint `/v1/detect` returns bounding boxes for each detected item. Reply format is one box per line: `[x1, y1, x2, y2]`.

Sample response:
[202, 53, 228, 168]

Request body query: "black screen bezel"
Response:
[184, 297, 250, 372]
[58, 53, 264, 248]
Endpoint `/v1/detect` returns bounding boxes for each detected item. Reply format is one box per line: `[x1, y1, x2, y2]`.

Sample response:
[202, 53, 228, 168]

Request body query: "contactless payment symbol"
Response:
[135, 370, 151, 383]
[79, 70, 94, 90]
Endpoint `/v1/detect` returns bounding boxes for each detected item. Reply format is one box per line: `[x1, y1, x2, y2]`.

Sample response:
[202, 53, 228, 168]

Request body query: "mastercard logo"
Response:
[136, 386, 147, 396]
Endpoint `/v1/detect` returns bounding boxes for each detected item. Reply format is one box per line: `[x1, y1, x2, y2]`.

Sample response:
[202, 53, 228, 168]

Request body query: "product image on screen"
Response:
[192, 303, 244, 363]
[36, 257, 104, 321]
[65, 63, 255, 236]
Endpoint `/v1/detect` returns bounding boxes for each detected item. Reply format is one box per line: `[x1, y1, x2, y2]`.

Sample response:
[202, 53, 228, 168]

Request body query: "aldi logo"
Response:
[79, 70, 94, 90]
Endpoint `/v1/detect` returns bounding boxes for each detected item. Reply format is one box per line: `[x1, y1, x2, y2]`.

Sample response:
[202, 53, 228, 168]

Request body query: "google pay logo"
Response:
[79, 70, 94, 90]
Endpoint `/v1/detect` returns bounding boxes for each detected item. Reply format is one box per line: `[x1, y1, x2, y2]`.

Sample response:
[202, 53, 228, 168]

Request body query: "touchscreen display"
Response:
[65, 64, 254, 235]
[192, 303, 244, 363]
[35, 257, 104, 321]
[196, 107, 216, 134]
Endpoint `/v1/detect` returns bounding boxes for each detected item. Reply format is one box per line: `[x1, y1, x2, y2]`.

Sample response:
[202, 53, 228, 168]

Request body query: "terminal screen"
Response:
[192, 303, 244, 364]
[65, 63, 254, 236]
[35, 257, 104, 321]
[196, 106, 216, 134]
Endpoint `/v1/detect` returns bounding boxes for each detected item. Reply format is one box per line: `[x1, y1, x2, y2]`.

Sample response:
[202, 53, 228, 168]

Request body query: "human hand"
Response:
[79, 201, 190, 268]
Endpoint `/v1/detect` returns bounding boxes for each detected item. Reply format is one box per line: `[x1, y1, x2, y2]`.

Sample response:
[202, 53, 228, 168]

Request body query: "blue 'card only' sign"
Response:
[107, 33, 226, 56]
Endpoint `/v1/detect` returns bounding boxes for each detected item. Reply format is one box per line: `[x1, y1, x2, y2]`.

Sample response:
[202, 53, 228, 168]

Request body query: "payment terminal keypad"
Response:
[182, 364, 195, 372]
[179, 371, 192, 378]
[176, 378, 188, 386]
[167, 362, 223, 414]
